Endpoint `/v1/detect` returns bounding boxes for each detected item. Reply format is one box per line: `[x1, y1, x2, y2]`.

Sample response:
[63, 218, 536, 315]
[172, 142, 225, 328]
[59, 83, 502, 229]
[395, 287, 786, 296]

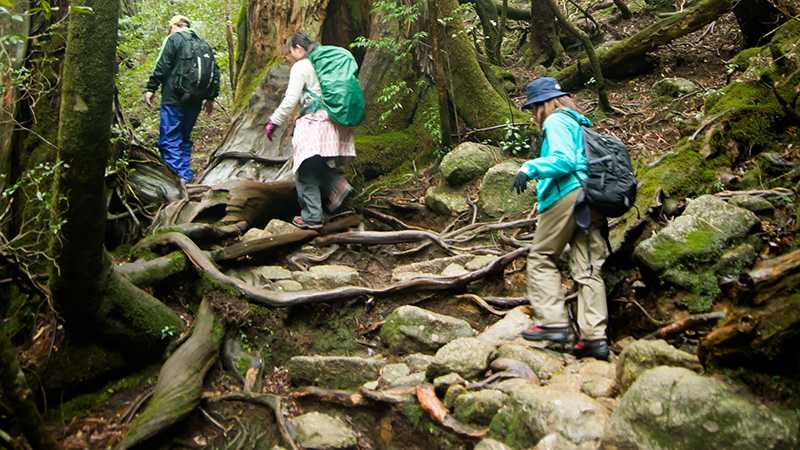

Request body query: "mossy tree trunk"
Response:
[473, 0, 503, 64]
[529, 0, 564, 67]
[0, 330, 57, 450]
[733, 0, 787, 47]
[49, 0, 182, 349]
[431, 0, 530, 141]
[555, 0, 736, 89]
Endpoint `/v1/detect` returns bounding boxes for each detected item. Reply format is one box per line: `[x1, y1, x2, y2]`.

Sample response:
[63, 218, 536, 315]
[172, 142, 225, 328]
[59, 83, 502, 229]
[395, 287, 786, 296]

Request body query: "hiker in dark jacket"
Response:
[144, 15, 219, 183]
[512, 77, 610, 360]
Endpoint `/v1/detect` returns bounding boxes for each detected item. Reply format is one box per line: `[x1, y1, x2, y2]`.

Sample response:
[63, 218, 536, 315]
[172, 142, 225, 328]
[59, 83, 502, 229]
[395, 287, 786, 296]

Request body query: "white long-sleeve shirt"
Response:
[269, 58, 322, 126]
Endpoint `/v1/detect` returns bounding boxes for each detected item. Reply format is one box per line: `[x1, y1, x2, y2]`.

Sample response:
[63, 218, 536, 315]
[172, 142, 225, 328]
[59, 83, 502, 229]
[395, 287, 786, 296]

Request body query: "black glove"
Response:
[512, 172, 530, 194]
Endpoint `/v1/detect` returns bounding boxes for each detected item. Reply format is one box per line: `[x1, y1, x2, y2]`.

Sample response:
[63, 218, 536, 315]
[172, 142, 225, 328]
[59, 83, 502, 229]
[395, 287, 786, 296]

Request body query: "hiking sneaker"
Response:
[572, 339, 610, 360]
[521, 325, 572, 343]
[327, 179, 353, 212]
[292, 216, 323, 230]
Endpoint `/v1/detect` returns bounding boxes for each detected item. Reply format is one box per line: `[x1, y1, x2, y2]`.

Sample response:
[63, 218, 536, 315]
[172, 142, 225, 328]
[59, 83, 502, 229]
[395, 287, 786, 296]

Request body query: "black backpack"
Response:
[174, 32, 218, 103]
[570, 117, 637, 218]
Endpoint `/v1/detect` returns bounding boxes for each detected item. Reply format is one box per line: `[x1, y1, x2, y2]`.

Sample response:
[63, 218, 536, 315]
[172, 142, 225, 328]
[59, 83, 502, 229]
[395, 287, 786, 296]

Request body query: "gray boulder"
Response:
[616, 339, 701, 393]
[475, 438, 514, 450]
[493, 344, 563, 381]
[255, 265, 293, 281]
[479, 161, 536, 217]
[288, 412, 357, 449]
[427, 337, 496, 379]
[635, 195, 760, 274]
[478, 307, 533, 344]
[433, 372, 467, 393]
[727, 195, 775, 216]
[653, 77, 698, 98]
[425, 184, 470, 216]
[603, 367, 799, 450]
[380, 305, 476, 354]
[293, 265, 361, 289]
[490, 385, 609, 449]
[403, 353, 436, 372]
[453, 389, 508, 425]
[440, 142, 500, 186]
[288, 355, 385, 390]
[264, 219, 298, 236]
[273, 279, 303, 292]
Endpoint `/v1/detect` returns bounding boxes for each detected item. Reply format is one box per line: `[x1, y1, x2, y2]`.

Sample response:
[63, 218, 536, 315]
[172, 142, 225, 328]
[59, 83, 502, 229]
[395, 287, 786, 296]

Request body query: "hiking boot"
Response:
[572, 339, 610, 360]
[327, 179, 353, 212]
[292, 216, 323, 230]
[521, 325, 572, 343]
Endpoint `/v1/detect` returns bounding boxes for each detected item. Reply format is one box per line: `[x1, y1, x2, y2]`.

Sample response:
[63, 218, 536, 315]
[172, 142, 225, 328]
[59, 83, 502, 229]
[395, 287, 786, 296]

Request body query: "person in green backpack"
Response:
[264, 32, 359, 230]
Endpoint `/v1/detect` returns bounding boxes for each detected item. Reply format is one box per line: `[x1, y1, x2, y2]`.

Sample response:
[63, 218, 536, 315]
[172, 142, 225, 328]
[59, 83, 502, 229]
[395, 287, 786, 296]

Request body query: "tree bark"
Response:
[49, 0, 183, 348]
[431, 0, 530, 140]
[733, 0, 787, 47]
[530, 0, 564, 67]
[555, 0, 736, 90]
[474, 0, 503, 64]
[0, 331, 57, 450]
[543, 0, 612, 112]
[612, 0, 632, 19]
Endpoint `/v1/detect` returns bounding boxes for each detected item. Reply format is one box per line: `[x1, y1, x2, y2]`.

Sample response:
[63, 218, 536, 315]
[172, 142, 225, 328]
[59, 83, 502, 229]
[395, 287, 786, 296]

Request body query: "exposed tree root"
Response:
[643, 311, 726, 340]
[315, 230, 459, 255]
[223, 335, 264, 393]
[456, 294, 512, 316]
[206, 392, 300, 450]
[117, 299, 225, 450]
[147, 231, 528, 307]
[291, 386, 368, 407]
[416, 384, 489, 439]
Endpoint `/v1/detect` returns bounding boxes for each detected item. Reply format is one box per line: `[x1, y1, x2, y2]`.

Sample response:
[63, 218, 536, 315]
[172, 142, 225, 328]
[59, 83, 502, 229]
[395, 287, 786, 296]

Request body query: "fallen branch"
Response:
[643, 311, 726, 340]
[364, 208, 429, 232]
[152, 232, 529, 307]
[206, 392, 299, 450]
[483, 296, 528, 308]
[117, 299, 225, 450]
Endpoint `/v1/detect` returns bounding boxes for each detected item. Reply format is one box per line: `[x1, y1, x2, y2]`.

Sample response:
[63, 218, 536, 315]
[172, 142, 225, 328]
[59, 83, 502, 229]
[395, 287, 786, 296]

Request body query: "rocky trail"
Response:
[7, 4, 800, 450]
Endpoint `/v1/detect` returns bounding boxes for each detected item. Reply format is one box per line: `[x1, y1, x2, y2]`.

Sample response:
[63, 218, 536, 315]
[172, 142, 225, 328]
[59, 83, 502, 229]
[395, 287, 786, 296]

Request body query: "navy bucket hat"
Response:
[522, 77, 569, 110]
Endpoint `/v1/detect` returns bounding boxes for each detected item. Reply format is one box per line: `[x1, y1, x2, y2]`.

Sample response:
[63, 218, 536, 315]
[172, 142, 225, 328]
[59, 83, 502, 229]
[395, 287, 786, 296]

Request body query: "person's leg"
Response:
[320, 159, 352, 212]
[568, 213, 609, 340]
[295, 156, 325, 225]
[177, 103, 202, 182]
[158, 105, 184, 179]
[525, 189, 581, 332]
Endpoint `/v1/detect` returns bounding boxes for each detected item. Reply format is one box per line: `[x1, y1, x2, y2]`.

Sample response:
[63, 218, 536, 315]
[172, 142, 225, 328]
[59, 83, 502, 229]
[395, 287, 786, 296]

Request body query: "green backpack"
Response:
[307, 45, 365, 127]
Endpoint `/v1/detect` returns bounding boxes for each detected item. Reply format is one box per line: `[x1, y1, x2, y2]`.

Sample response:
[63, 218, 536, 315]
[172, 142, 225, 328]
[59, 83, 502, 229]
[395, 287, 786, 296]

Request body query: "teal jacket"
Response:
[519, 108, 592, 213]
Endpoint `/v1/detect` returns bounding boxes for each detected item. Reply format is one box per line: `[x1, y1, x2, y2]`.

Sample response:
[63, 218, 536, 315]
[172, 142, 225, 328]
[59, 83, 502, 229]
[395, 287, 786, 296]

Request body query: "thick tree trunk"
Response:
[432, 0, 529, 140]
[733, 0, 787, 47]
[49, 0, 183, 348]
[555, 0, 736, 90]
[200, 0, 332, 185]
[474, 0, 503, 64]
[530, 0, 564, 67]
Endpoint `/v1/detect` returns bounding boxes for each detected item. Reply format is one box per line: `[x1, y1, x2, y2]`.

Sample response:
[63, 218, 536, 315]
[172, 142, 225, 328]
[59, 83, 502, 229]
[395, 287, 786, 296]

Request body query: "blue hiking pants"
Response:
[158, 103, 202, 181]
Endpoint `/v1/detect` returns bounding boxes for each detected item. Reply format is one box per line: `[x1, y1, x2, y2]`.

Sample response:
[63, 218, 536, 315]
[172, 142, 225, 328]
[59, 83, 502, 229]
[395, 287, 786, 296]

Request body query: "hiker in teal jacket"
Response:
[513, 77, 610, 360]
[144, 15, 219, 183]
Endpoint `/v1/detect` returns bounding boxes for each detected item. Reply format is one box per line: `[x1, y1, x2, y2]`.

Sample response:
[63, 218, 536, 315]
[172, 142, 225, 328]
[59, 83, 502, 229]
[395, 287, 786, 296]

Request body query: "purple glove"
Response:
[265, 121, 278, 141]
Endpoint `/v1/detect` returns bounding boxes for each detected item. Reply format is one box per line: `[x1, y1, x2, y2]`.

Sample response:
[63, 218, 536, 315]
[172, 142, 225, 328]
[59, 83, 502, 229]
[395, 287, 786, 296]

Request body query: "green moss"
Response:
[488, 403, 536, 449]
[50, 365, 158, 423]
[234, 59, 279, 114]
[401, 402, 465, 449]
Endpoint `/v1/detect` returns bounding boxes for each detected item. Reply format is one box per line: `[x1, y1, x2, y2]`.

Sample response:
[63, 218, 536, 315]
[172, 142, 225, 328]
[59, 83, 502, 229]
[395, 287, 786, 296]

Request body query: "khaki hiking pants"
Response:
[527, 188, 609, 340]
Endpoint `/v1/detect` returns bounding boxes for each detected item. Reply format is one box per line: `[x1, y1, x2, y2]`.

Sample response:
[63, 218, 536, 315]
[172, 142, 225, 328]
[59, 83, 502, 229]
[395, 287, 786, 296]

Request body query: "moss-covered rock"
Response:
[616, 340, 702, 394]
[440, 142, 501, 186]
[379, 305, 476, 354]
[489, 385, 609, 449]
[287, 355, 385, 390]
[425, 184, 470, 216]
[603, 367, 799, 450]
[479, 161, 536, 217]
[288, 412, 357, 450]
[427, 337, 496, 380]
[452, 389, 508, 426]
[635, 195, 760, 273]
[653, 77, 698, 98]
[492, 344, 563, 382]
